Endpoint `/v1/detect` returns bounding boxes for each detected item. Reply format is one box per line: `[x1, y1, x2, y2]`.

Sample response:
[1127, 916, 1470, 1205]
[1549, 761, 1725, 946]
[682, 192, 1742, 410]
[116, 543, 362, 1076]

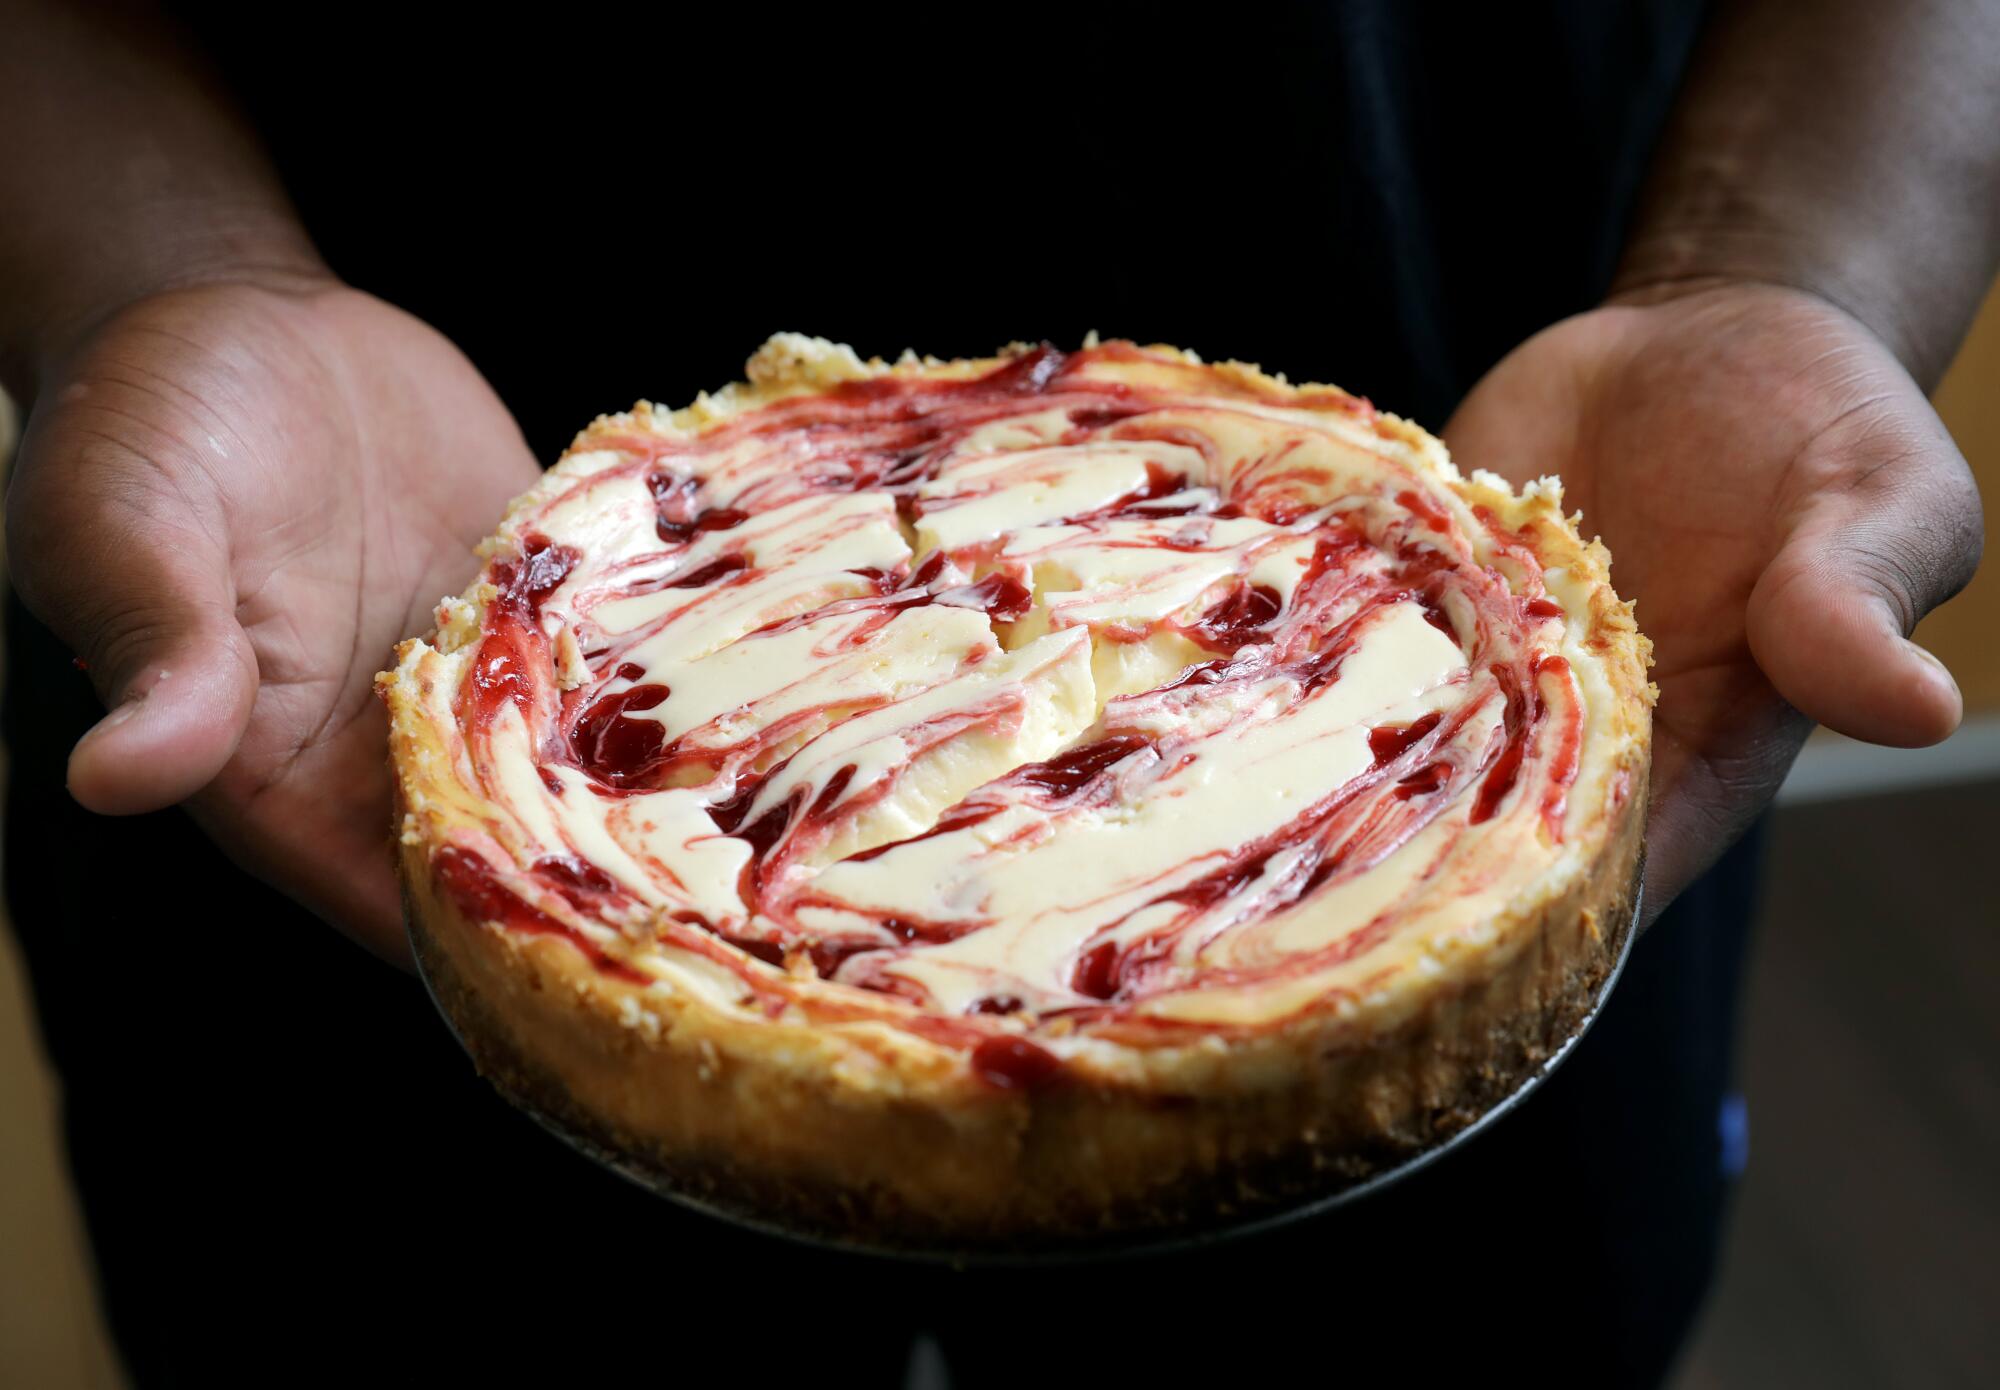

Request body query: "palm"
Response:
[1448, 284, 1979, 910]
[9, 283, 539, 957]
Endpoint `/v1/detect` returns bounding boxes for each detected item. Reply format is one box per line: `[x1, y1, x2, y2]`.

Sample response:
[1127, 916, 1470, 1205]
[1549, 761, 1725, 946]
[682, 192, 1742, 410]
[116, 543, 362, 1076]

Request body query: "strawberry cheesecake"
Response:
[380, 334, 1651, 1248]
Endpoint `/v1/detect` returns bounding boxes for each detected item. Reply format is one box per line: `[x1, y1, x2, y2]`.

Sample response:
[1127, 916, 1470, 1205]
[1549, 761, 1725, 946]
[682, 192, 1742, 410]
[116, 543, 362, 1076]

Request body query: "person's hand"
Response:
[6, 276, 540, 960]
[1447, 281, 1983, 915]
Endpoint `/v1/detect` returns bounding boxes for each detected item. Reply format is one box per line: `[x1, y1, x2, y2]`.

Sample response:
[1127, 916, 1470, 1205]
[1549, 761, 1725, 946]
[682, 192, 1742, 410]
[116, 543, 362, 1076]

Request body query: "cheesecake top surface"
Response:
[383, 335, 1649, 1086]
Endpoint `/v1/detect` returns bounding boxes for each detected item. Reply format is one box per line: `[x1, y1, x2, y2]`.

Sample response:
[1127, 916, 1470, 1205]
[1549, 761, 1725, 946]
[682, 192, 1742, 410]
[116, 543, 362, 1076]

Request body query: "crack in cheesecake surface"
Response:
[393, 340, 1619, 1058]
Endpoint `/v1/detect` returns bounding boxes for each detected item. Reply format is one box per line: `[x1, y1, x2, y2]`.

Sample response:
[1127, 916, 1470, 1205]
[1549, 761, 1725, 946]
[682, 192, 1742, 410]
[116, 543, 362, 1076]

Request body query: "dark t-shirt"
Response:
[185, 2, 1701, 451]
[6, 5, 1757, 1386]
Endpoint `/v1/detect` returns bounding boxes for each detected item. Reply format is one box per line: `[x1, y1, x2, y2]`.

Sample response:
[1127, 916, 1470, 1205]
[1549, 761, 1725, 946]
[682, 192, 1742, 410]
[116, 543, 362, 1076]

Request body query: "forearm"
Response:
[1614, 0, 2000, 389]
[0, 0, 324, 401]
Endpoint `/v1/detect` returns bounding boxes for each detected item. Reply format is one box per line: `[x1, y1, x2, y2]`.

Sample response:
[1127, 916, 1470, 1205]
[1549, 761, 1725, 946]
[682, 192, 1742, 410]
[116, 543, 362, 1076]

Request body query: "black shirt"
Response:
[180, 1, 1703, 451]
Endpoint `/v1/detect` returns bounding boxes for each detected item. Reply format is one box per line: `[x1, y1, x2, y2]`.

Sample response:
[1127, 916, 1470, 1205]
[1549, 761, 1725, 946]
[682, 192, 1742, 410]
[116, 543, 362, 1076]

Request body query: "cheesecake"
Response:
[380, 335, 1652, 1248]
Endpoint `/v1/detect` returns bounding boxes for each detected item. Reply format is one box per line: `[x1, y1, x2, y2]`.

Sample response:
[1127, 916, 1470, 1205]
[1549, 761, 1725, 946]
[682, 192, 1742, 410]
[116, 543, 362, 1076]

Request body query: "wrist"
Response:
[1606, 232, 1942, 382]
[0, 200, 333, 403]
[1604, 0, 2000, 394]
[1611, 221, 1886, 331]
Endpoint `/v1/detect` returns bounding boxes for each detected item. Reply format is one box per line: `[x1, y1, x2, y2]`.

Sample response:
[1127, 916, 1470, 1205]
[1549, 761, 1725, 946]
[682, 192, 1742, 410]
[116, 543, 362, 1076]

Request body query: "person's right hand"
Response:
[6, 275, 541, 961]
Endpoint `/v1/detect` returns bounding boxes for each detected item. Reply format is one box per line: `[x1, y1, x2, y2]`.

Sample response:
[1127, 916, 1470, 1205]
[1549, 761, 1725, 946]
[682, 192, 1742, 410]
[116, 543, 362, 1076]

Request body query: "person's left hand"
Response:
[1446, 281, 1983, 916]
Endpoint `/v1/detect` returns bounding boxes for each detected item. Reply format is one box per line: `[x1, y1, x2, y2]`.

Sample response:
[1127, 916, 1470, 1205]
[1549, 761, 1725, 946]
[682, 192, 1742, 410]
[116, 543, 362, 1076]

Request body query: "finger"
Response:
[7, 414, 259, 814]
[1639, 703, 1813, 927]
[187, 791, 415, 969]
[1747, 414, 1982, 748]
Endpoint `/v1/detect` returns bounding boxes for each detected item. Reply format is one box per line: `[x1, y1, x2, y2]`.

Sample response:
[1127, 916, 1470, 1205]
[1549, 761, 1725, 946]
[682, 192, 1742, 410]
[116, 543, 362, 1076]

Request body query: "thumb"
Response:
[1747, 421, 1982, 749]
[8, 422, 259, 815]
[64, 579, 260, 814]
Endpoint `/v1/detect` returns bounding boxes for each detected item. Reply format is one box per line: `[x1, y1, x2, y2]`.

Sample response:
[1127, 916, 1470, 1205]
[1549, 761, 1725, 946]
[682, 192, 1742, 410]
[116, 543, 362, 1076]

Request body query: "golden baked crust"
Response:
[380, 335, 1652, 1249]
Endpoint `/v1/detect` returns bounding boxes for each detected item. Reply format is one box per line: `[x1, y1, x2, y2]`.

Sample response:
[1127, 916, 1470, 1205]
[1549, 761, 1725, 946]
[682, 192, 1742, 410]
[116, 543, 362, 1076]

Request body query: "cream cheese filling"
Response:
[403, 341, 1622, 1049]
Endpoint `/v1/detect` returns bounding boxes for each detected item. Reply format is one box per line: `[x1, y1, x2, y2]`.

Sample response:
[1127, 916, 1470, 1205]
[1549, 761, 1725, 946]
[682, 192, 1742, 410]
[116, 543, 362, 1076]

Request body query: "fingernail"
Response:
[1907, 641, 1960, 691]
[89, 677, 163, 735]
[100, 668, 172, 723]
[96, 700, 141, 731]
[1907, 641, 1965, 724]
